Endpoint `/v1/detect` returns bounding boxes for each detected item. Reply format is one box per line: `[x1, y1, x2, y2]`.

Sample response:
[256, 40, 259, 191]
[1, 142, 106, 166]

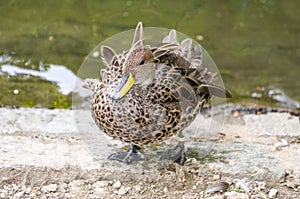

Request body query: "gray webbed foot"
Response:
[158, 142, 186, 165]
[108, 144, 147, 164]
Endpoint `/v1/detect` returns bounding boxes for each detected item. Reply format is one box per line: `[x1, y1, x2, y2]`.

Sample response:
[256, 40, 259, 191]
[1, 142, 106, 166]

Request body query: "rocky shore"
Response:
[0, 105, 299, 198]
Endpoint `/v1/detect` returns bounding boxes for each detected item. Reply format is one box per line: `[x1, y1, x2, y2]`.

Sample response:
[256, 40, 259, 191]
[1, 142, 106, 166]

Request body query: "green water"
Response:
[0, 0, 299, 108]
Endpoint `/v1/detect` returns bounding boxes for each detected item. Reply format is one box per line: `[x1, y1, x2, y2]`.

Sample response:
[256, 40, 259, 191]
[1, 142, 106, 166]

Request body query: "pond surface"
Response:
[0, 0, 299, 109]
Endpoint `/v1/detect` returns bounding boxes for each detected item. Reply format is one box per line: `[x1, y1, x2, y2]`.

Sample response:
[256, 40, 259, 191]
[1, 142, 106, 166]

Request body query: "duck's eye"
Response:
[140, 60, 145, 65]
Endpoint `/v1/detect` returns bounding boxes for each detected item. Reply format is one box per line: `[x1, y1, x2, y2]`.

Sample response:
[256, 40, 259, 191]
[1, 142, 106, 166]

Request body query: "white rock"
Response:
[163, 187, 168, 193]
[268, 188, 278, 198]
[69, 180, 85, 188]
[92, 181, 111, 194]
[118, 187, 131, 195]
[224, 191, 249, 199]
[0, 192, 7, 199]
[236, 178, 250, 194]
[274, 139, 289, 149]
[14, 191, 24, 197]
[93, 187, 106, 194]
[11, 184, 18, 191]
[41, 183, 57, 193]
[213, 174, 221, 180]
[134, 185, 141, 192]
[22, 186, 31, 194]
[93, 181, 111, 188]
[112, 180, 121, 189]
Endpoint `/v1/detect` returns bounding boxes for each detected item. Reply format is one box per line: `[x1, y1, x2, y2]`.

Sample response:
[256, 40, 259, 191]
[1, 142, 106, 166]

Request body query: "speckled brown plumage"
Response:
[84, 22, 231, 147]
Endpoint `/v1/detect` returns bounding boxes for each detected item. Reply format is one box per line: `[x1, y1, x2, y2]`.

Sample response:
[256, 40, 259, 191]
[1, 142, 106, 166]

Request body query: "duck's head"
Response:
[110, 45, 156, 100]
[109, 22, 178, 100]
[109, 21, 155, 100]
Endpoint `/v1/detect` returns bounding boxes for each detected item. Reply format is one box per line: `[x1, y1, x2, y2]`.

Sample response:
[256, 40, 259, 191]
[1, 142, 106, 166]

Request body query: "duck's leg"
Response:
[158, 142, 186, 165]
[108, 144, 146, 164]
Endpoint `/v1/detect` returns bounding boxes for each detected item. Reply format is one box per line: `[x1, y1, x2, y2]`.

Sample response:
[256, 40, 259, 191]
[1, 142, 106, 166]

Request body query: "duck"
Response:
[83, 22, 231, 165]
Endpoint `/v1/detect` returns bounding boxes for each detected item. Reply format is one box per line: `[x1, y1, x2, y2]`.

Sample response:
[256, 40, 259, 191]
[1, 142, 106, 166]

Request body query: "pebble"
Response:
[69, 180, 85, 188]
[274, 139, 289, 149]
[93, 187, 107, 195]
[112, 180, 121, 189]
[224, 191, 249, 199]
[14, 191, 24, 197]
[232, 110, 240, 117]
[0, 192, 7, 199]
[60, 183, 68, 192]
[41, 183, 58, 193]
[212, 174, 221, 180]
[257, 192, 268, 198]
[93, 180, 112, 188]
[11, 184, 18, 191]
[257, 181, 266, 190]
[163, 187, 168, 193]
[236, 178, 250, 194]
[268, 188, 278, 198]
[134, 185, 141, 192]
[118, 187, 131, 195]
[92, 181, 111, 194]
[205, 182, 229, 193]
[22, 186, 32, 194]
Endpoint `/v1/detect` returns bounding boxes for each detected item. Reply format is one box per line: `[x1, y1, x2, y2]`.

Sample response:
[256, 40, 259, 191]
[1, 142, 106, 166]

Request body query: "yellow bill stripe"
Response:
[110, 73, 135, 100]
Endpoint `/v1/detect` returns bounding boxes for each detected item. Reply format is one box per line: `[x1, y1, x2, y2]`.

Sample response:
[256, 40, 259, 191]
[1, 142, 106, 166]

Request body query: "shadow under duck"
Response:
[84, 22, 231, 165]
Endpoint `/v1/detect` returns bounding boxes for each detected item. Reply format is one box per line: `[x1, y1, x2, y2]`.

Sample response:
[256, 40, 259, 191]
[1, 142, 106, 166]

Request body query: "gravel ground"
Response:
[0, 162, 299, 199]
[0, 104, 299, 198]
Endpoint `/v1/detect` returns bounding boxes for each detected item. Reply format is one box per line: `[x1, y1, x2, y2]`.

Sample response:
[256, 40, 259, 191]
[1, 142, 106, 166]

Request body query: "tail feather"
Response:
[179, 39, 193, 60]
[162, 29, 179, 44]
[131, 21, 143, 48]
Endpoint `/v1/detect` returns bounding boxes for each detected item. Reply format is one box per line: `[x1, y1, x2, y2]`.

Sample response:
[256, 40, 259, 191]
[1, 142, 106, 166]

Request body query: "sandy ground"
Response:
[0, 104, 299, 198]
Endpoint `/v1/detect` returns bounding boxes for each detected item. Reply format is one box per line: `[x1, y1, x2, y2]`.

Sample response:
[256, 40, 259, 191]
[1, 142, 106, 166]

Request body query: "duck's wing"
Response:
[156, 29, 231, 100]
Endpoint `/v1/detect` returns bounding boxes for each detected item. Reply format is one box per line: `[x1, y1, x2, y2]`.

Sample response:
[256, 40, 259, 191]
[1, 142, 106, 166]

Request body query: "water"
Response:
[0, 0, 299, 108]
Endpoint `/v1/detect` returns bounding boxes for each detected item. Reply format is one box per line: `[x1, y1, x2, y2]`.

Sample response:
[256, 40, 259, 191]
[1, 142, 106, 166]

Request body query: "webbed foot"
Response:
[108, 144, 147, 164]
[158, 142, 186, 165]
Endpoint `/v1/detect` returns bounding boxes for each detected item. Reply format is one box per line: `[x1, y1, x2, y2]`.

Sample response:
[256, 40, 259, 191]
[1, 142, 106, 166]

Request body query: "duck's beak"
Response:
[110, 73, 135, 100]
